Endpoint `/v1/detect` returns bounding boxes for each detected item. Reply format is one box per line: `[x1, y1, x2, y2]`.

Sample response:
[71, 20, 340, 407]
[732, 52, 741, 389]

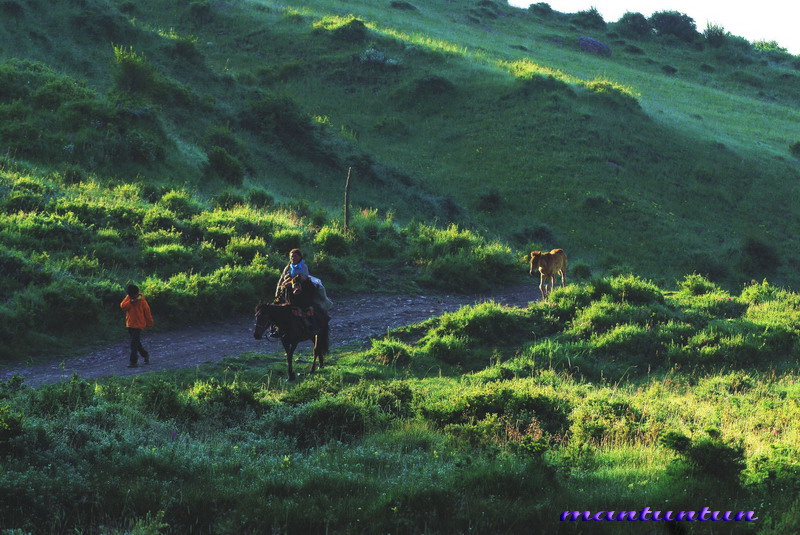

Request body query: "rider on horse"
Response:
[274, 249, 327, 335]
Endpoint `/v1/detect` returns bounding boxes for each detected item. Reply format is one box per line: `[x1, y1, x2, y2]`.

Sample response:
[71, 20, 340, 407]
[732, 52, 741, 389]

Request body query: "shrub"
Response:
[212, 190, 245, 209]
[206, 146, 244, 185]
[570, 395, 642, 444]
[125, 129, 166, 164]
[609, 274, 663, 304]
[648, 11, 699, 42]
[704, 23, 728, 48]
[409, 75, 456, 98]
[312, 15, 369, 42]
[389, 1, 416, 10]
[432, 302, 532, 346]
[204, 124, 245, 159]
[422, 333, 469, 364]
[790, 142, 800, 158]
[528, 2, 552, 17]
[677, 274, 720, 296]
[570, 262, 591, 280]
[189, 0, 212, 23]
[241, 94, 318, 153]
[225, 235, 268, 263]
[1, 1, 24, 19]
[143, 243, 193, 273]
[280, 398, 377, 447]
[314, 226, 350, 256]
[247, 188, 274, 208]
[615, 12, 651, 39]
[112, 45, 157, 94]
[477, 189, 502, 212]
[158, 189, 202, 219]
[31, 78, 95, 110]
[141, 205, 181, 232]
[660, 431, 745, 483]
[571, 8, 605, 29]
[0, 403, 23, 452]
[271, 229, 304, 254]
[369, 337, 414, 366]
[740, 236, 780, 274]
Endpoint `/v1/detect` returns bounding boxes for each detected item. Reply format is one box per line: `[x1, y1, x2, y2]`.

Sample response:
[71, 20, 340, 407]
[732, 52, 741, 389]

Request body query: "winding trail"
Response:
[1, 285, 535, 387]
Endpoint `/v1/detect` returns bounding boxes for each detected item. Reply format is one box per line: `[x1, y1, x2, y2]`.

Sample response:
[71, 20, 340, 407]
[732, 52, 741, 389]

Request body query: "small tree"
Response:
[615, 12, 651, 39]
[704, 23, 727, 48]
[649, 11, 700, 42]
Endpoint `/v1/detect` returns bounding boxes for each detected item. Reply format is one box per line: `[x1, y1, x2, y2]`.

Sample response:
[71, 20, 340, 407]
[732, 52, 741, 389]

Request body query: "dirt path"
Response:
[1, 285, 535, 387]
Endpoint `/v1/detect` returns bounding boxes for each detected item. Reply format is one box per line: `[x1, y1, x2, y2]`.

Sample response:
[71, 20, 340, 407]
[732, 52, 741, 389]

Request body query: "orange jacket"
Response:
[120, 295, 154, 329]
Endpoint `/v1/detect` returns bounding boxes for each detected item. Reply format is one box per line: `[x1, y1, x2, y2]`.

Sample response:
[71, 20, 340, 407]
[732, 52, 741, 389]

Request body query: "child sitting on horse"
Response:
[274, 249, 321, 335]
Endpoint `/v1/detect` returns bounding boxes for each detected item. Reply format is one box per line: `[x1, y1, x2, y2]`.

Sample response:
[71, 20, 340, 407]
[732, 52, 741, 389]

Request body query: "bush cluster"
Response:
[0, 166, 518, 359]
[1, 269, 799, 532]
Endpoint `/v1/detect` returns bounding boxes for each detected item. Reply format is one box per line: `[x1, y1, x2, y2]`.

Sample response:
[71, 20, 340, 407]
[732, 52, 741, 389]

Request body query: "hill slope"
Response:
[1, 0, 800, 365]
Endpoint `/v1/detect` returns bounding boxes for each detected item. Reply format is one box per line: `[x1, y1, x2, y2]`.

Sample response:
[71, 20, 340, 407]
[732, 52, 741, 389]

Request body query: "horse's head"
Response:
[529, 251, 543, 275]
[253, 302, 271, 340]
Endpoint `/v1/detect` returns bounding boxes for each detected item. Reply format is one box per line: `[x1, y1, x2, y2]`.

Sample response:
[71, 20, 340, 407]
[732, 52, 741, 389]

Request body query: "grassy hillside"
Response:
[2, 2, 800, 532]
[2, 0, 799, 285]
[1, 276, 798, 532]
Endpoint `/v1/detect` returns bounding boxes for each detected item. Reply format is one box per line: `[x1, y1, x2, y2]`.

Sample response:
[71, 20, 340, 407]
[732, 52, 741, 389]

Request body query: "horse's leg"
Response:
[310, 336, 318, 374]
[283, 340, 296, 381]
[539, 272, 547, 300]
[549, 273, 556, 296]
[560, 268, 566, 288]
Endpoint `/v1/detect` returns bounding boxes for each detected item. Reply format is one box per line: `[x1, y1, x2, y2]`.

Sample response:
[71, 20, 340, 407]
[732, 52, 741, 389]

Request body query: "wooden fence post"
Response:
[344, 166, 352, 232]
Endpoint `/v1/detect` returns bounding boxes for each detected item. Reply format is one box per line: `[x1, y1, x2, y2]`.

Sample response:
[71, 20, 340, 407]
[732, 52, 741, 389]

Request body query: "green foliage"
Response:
[528, 2, 552, 17]
[571, 8, 605, 30]
[660, 430, 746, 483]
[205, 146, 244, 185]
[246, 187, 274, 208]
[369, 337, 414, 366]
[704, 23, 728, 48]
[112, 45, 157, 94]
[740, 236, 780, 274]
[313, 225, 350, 256]
[312, 15, 369, 42]
[0, 403, 23, 452]
[609, 274, 664, 304]
[615, 12, 651, 39]
[677, 273, 721, 296]
[648, 11, 700, 42]
[389, 1, 416, 11]
[3, 1, 800, 530]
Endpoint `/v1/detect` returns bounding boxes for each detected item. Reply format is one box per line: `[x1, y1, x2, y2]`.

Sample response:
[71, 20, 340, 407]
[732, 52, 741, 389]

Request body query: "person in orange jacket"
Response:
[120, 284, 154, 368]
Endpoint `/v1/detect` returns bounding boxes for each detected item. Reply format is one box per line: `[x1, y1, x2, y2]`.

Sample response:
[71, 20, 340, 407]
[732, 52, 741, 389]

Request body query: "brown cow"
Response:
[529, 249, 567, 300]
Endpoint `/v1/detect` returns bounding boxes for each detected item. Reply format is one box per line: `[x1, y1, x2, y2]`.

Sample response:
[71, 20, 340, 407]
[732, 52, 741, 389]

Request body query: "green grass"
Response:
[2, 2, 800, 531]
[2, 0, 800, 292]
[0, 162, 520, 361]
[2, 275, 799, 532]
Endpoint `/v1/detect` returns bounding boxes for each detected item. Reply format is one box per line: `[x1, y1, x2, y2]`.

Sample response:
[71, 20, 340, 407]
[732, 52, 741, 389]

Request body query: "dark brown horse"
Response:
[253, 277, 329, 381]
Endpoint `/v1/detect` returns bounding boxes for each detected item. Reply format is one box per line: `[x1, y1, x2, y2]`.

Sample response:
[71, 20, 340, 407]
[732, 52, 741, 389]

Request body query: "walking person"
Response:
[120, 283, 154, 368]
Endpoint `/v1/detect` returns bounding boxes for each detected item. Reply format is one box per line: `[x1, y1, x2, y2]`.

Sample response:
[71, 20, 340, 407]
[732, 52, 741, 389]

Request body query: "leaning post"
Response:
[344, 166, 352, 233]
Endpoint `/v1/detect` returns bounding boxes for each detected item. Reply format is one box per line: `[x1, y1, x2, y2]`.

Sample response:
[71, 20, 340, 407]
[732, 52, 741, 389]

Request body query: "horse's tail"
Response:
[315, 325, 329, 357]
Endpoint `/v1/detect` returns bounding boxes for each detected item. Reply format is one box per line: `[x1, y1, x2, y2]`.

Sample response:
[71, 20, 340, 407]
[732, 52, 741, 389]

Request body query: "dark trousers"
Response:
[128, 328, 149, 364]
